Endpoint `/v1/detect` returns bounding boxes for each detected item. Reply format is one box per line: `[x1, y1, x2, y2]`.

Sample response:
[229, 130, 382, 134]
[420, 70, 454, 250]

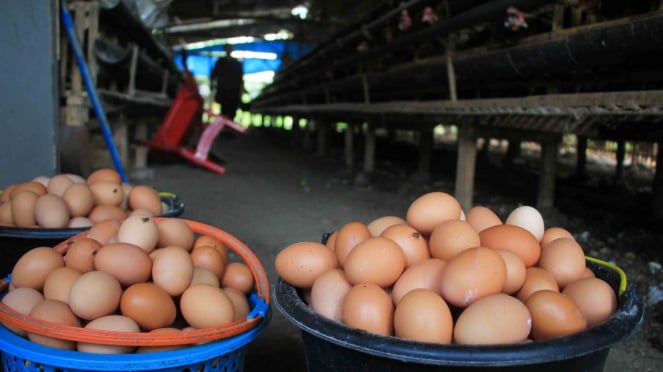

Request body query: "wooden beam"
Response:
[537, 139, 560, 210]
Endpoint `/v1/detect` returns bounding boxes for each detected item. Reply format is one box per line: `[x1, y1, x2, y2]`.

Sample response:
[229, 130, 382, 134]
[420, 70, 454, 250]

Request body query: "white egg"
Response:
[505, 205, 544, 241]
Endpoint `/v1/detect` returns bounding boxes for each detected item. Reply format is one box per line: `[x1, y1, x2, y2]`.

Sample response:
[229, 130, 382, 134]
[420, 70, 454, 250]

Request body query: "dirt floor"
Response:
[120, 126, 663, 371]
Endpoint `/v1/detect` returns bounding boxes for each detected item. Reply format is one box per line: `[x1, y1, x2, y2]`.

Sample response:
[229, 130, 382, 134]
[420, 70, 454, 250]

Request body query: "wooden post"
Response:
[446, 40, 457, 102]
[134, 121, 149, 169]
[316, 120, 328, 157]
[552, 3, 565, 32]
[345, 122, 355, 169]
[128, 45, 140, 96]
[652, 141, 663, 221]
[615, 140, 626, 184]
[114, 114, 129, 167]
[537, 138, 560, 210]
[418, 125, 434, 177]
[575, 135, 587, 178]
[455, 122, 477, 211]
[363, 122, 376, 173]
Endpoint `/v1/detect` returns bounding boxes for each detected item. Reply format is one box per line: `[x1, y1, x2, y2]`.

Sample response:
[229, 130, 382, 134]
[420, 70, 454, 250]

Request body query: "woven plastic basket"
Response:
[0, 218, 270, 371]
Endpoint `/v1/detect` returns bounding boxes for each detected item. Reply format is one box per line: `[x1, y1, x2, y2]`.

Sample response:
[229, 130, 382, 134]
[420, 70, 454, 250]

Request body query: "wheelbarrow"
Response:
[141, 70, 246, 175]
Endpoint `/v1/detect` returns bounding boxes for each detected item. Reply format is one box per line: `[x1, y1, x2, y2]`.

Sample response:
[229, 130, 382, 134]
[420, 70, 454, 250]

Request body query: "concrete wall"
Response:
[0, 1, 59, 187]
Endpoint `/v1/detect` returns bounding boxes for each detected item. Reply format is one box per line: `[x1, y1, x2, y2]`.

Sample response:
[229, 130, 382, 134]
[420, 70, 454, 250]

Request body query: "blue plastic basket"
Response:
[0, 293, 269, 372]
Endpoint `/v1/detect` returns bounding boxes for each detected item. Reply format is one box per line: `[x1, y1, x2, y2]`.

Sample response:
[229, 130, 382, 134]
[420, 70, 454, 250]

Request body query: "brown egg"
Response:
[43, 266, 82, 303]
[32, 176, 51, 187]
[69, 270, 122, 320]
[275, 241, 338, 288]
[120, 183, 133, 210]
[28, 299, 81, 350]
[34, 194, 70, 228]
[156, 218, 195, 250]
[563, 277, 617, 327]
[117, 215, 159, 253]
[64, 237, 102, 273]
[87, 168, 122, 185]
[394, 288, 453, 343]
[479, 224, 541, 267]
[429, 219, 481, 261]
[516, 267, 560, 301]
[10, 181, 47, 198]
[191, 245, 226, 279]
[0, 200, 14, 225]
[406, 192, 462, 235]
[439, 247, 506, 308]
[47, 174, 75, 197]
[90, 181, 124, 207]
[78, 315, 140, 354]
[224, 286, 251, 321]
[10, 190, 39, 227]
[65, 173, 86, 184]
[180, 284, 234, 328]
[344, 237, 405, 288]
[94, 242, 152, 286]
[526, 290, 587, 340]
[62, 183, 95, 217]
[366, 215, 406, 237]
[391, 258, 446, 305]
[465, 206, 502, 233]
[121, 282, 177, 330]
[221, 262, 254, 293]
[580, 266, 596, 279]
[342, 283, 393, 336]
[380, 223, 429, 267]
[325, 231, 337, 251]
[152, 246, 194, 296]
[310, 269, 351, 322]
[86, 219, 121, 245]
[541, 227, 575, 246]
[1, 184, 18, 202]
[194, 234, 228, 258]
[190, 266, 221, 287]
[88, 205, 128, 223]
[128, 185, 162, 215]
[454, 293, 531, 345]
[1, 287, 44, 336]
[495, 249, 527, 294]
[538, 237, 586, 288]
[334, 221, 371, 267]
[11, 246, 65, 290]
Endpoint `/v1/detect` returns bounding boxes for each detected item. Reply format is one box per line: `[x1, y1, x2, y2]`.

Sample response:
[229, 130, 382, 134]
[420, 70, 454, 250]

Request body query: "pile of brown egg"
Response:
[0, 168, 170, 229]
[1, 217, 255, 354]
[275, 191, 618, 345]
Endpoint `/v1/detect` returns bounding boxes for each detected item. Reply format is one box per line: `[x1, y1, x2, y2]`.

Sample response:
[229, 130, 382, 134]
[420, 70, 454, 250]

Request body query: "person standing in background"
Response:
[210, 44, 244, 120]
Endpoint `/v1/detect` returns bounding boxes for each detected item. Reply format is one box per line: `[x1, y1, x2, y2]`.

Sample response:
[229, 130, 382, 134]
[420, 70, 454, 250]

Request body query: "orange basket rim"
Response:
[0, 217, 270, 347]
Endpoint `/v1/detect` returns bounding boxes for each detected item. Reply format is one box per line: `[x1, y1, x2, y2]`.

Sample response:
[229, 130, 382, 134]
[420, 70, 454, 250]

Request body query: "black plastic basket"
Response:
[273, 259, 644, 372]
[0, 193, 184, 276]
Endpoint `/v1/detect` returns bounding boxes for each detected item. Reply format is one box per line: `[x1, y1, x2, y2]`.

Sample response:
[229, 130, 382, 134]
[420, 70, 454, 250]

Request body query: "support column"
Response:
[503, 140, 521, 169]
[652, 141, 663, 221]
[455, 123, 477, 211]
[344, 122, 355, 169]
[316, 120, 328, 157]
[363, 122, 376, 173]
[615, 140, 626, 184]
[537, 138, 560, 210]
[417, 125, 434, 181]
[575, 135, 587, 178]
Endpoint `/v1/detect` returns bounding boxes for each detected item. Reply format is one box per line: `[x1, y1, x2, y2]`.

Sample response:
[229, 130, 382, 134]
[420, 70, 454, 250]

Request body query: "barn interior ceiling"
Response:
[153, 0, 386, 48]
